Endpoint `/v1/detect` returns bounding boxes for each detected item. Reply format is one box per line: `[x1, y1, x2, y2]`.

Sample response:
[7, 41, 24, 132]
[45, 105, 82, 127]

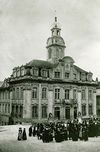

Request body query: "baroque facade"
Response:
[0, 17, 97, 124]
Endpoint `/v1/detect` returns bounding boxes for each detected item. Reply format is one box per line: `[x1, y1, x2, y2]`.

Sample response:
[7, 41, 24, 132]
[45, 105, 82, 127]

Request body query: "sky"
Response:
[0, 0, 100, 80]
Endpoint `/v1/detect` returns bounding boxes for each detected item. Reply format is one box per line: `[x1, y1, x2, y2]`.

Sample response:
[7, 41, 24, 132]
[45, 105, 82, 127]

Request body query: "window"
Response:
[32, 105, 38, 118]
[65, 89, 69, 99]
[17, 69, 20, 77]
[89, 104, 93, 115]
[82, 104, 86, 116]
[13, 70, 16, 77]
[21, 68, 24, 76]
[42, 70, 47, 77]
[8, 104, 10, 113]
[73, 90, 77, 99]
[82, 90, 86, 100]
[12, 88, 15, 99]
[88, 90, 92, 100]
[0, 104, 1, 112]
[54, 107, 60, 119]
[5, 104, 7, 113]
[55, 72, 60, 78]
[33, 68, 38, 76]
[97, 96, 100, 105]
[42, 88, 47, 99]
[73, 73, 77, 79]
[42, 106, 47, 118]
[20, 87, 23, 99]
[16, 88, 19, 99]
[55, 89, 60, 99]
[65, 72, 69, 79]
[32, 88, 37, 99]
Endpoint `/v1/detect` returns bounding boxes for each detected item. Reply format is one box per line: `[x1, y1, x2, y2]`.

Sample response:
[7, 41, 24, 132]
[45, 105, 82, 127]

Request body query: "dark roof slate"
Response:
[26, 59, 55, 68]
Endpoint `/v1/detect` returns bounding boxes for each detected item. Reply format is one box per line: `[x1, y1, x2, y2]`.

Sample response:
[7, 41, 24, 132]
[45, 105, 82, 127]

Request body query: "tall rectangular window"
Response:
[55, 89, 60, 99]
[42, 88, 47, 99]
[33, 68, 38, 76]
[82, 90, 86, 100]
[16, 88, 19, 99]
[55, 72, 60, 78]
[73, 90, 77, 99]
[32, 88, 37, 99]
[42, 106, 47, 118]
[89, 104, 93, 115]
[42, 70, 47, 77]
[88, 90, 92, 100]
[65, 72, 69, 79]
[32, 105, 38, 118]
[82, 104, 86, 116]
[65, 89, 69, 99]
[20, 87, 23, 99]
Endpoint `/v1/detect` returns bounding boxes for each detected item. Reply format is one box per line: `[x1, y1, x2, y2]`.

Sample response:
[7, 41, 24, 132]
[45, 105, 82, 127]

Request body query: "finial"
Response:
[54, 10, 57, 22]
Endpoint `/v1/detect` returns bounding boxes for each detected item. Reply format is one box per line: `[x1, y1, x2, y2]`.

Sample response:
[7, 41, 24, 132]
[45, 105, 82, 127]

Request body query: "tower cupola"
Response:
[46, 17, 66, 63]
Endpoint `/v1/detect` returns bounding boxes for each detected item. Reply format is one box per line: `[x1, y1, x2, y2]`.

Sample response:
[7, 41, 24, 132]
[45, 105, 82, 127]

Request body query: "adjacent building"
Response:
[0, 17, 97, 124]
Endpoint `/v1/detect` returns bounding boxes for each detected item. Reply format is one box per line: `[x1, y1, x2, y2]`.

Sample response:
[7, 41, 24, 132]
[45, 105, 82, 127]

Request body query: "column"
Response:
[10, 90, 13, 114]
[77, 89, 82, 114]
[38, 84, 42, 120]
[86, 87, 89, 117]
[18, 105, 20, 118]
[70, 88, 74, 119]
[93, 90, 96, 116]
[23, 88, 32, 119]
[48, 85, 54, 118]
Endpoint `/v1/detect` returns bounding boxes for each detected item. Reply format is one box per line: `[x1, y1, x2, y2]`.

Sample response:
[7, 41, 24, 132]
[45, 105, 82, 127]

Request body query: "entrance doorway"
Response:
[65, 107, 70, 119]
[74, 107, 77, 119]
[54, 107, 60, 120]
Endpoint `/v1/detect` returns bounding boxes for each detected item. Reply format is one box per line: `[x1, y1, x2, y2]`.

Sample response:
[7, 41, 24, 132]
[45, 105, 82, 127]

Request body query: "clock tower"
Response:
[46, 17, 66, 63]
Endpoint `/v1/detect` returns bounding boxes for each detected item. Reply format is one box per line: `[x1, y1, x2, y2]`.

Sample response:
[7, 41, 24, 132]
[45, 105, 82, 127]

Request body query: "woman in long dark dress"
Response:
[22, 128, 27, 140]
[17, 127, 22, 141]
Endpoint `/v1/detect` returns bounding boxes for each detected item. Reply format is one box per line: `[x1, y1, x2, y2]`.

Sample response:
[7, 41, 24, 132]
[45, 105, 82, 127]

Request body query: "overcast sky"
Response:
[0, 0, 100, 80]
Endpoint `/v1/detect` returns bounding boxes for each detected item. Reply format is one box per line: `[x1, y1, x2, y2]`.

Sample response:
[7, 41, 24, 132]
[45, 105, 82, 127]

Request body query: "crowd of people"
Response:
[17, 118, 100, 143]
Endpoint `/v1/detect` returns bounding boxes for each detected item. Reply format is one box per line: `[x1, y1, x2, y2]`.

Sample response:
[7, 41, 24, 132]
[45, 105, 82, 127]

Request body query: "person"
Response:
[22, 128, 27, 140]
[17, 127, 22, 141]
[29, 126, 32, 137]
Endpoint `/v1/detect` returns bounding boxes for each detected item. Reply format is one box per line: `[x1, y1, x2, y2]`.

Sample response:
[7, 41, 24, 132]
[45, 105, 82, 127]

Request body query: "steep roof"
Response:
[26, 59, 54, 68]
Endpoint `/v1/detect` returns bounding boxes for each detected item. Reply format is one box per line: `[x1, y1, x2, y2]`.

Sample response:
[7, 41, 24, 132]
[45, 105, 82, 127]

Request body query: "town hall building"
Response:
[0, 17, 97, 124]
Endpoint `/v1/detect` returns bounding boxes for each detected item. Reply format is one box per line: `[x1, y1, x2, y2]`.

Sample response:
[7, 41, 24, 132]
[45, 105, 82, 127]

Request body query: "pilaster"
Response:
[23, 88, 32, 119]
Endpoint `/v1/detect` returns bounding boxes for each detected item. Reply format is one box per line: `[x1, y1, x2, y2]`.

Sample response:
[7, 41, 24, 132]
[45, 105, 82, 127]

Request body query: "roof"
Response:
[0, 81, 3, 87]
[26, 59, 54, 68]
[74, 65, 88, 73]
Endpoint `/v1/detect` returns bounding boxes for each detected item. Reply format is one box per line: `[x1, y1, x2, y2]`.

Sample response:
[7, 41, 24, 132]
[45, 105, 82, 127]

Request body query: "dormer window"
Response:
[33, 68, 38, 76]
[65, 72, 69, 79]
[21, 68, 24, 76]
[13, 71, 16, 78]
[55, 72, 60, 78]
[73, 73, 77, 80]
[42, 69, 47, 77]
[17, 69, 20, 77]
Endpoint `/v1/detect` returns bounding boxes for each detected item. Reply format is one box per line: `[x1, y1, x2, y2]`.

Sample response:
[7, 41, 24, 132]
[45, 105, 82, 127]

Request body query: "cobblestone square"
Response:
[0, 125, 100, 152]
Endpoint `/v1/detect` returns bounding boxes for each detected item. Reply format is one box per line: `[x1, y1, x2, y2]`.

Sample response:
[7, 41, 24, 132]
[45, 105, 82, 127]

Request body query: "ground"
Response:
[0, 125, 100, 152]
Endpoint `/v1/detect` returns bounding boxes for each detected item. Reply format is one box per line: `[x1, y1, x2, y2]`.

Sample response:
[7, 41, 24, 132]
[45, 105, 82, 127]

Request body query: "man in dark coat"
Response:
[22, 128, 27, 140]
[29, 126, 32, 137]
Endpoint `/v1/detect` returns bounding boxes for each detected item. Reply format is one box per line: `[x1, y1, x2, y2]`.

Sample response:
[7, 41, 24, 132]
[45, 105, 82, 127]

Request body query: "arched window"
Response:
[32, 88, 37, 99]
[42, 88, 47, 99]
[32, 105, 38, 118]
